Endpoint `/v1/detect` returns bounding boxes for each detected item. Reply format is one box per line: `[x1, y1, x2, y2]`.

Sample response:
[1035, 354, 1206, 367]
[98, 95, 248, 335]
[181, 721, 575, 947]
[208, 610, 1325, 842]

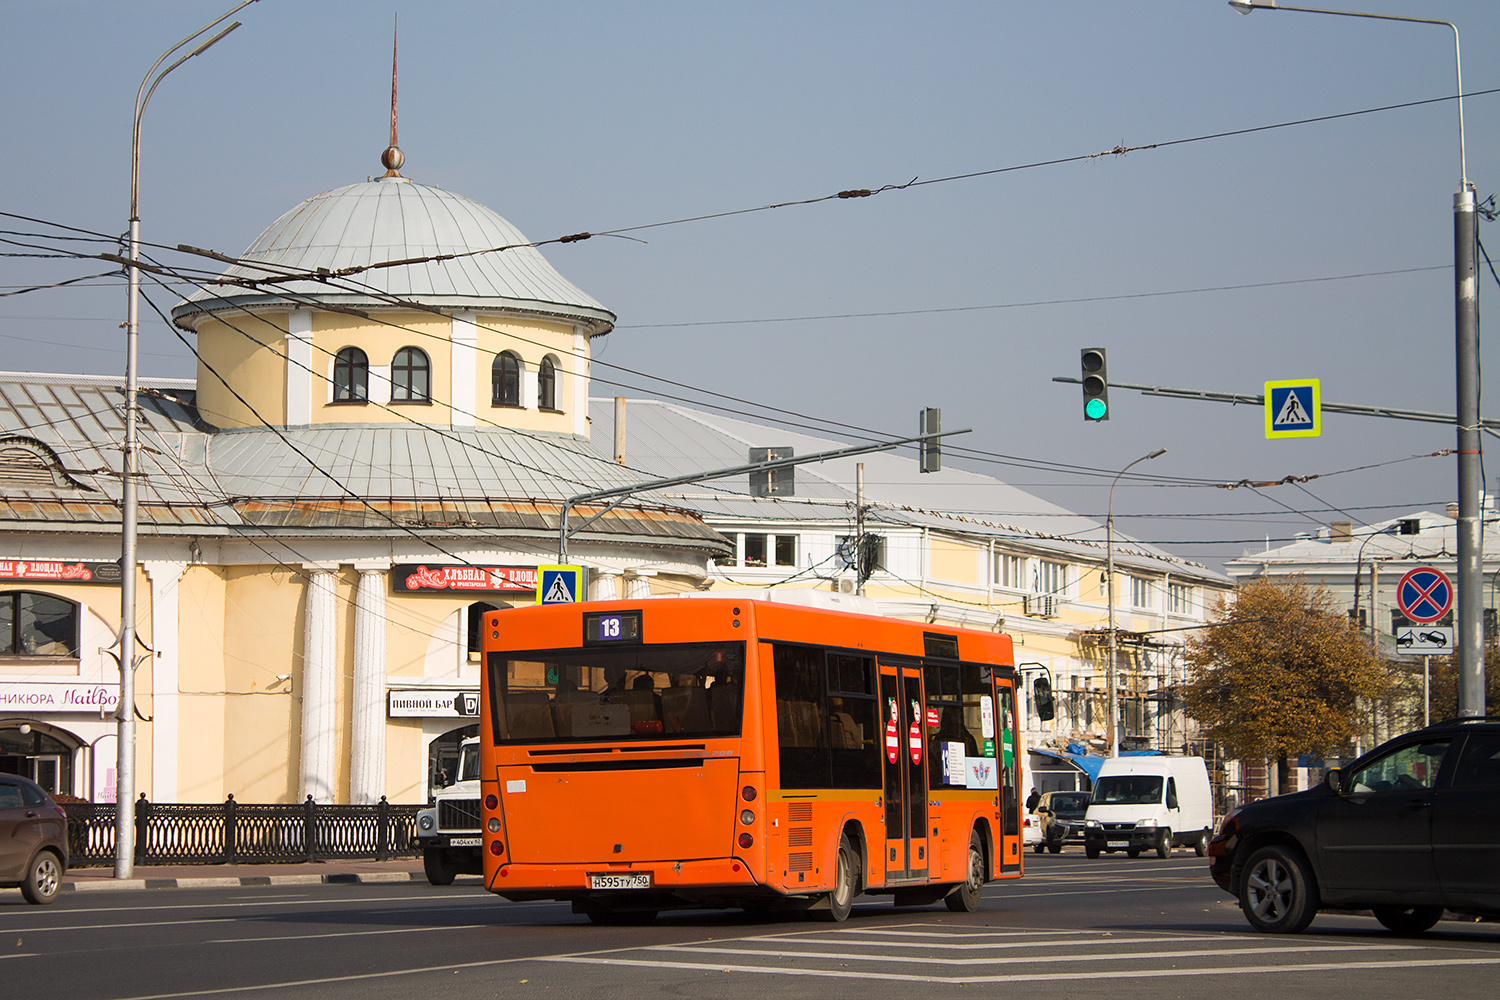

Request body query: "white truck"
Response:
[1082, 755, 1214, 858]
[414, 737, 484, 885]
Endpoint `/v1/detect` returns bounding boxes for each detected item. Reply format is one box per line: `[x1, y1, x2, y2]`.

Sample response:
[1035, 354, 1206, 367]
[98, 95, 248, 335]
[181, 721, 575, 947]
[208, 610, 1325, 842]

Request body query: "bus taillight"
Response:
[741, 786, 757, 802]
[738, 833, 753, 849]
[490, 841, 505, 856]
[485, 794, 498, 810]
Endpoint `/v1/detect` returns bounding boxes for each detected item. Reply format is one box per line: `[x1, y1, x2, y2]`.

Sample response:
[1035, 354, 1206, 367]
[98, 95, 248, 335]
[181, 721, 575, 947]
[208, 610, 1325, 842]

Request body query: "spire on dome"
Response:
[380, 15, 405, 177]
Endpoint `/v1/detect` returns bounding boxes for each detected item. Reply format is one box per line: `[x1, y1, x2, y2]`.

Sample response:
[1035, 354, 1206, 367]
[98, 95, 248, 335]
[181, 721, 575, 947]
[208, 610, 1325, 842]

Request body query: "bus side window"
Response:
[774, 643, 832, 788]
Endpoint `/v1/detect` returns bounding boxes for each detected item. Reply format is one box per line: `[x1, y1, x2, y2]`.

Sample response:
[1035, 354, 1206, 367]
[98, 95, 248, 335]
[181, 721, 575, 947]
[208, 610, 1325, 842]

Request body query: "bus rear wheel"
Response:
[815, 832, 859, 922]
[944, 830, 985, 912]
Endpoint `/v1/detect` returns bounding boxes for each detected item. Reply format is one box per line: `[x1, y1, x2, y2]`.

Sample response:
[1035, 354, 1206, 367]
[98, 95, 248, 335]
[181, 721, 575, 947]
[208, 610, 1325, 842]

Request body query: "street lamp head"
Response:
[1228, 0, 1273, 13]
[189, 20, 241, 58]
[1146, 448, 1167, 460]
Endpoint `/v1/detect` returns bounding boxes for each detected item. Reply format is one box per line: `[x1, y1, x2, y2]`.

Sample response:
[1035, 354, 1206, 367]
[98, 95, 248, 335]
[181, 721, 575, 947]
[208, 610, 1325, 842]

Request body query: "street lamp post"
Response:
[1228, 3, 1483, 718]
[115, 0, 253, 880]
[1106, 448, 1166, 758]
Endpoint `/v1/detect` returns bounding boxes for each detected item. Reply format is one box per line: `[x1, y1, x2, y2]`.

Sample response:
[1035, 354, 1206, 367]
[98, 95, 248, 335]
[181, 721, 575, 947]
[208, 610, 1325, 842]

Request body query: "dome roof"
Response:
[172, 177, 614, 333]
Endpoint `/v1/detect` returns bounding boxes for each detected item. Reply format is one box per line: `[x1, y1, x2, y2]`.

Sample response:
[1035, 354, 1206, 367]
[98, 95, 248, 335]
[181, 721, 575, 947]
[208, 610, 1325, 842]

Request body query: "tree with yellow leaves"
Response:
[1183, 576, 1387, 793]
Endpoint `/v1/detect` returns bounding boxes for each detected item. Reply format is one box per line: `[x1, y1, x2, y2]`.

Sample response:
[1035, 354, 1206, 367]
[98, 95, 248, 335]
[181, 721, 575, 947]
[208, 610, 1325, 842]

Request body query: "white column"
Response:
[450, 312, 477, 427]
[625, 569, 657, 600]
[349, 564, 389, 804]
[286, 309, 313, 425]
[571, 325, 589, 436]
[144, 560, 187, 804]
[590, 568, 622, 601]
[299, 566, 339, 803]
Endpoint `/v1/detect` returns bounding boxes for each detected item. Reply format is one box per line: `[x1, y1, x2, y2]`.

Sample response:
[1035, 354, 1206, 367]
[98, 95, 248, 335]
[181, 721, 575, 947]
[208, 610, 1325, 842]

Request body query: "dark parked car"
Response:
[1209, 717, 1500, 934]
[1034, 790, 1091, 854]
[0, 774, 68, 904]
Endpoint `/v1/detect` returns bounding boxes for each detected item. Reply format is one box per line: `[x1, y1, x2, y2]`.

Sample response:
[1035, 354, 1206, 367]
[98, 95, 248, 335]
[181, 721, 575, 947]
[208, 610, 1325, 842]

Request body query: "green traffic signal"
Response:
[1085, 397, 1107, 420]
[1081, 347, 1109, 422]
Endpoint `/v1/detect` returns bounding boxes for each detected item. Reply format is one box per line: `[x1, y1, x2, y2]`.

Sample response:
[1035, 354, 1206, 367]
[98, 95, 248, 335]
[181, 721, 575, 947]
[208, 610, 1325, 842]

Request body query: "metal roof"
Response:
[172, 177, 615, 333]
[590, 398, 1228, 583]
[0, 375, 721, 547]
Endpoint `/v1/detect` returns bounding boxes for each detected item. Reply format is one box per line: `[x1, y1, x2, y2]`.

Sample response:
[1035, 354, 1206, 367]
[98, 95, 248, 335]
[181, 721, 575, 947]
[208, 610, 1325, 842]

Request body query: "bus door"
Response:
[878, 661, 928, 881]
[994, 671, 1021, 873]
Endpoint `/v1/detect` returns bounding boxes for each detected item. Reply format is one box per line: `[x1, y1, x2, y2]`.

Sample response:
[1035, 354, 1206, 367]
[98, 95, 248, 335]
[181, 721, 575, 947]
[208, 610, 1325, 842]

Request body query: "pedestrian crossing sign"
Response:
[536, 565, 586, 605]
[1264, 379, 1321, 439]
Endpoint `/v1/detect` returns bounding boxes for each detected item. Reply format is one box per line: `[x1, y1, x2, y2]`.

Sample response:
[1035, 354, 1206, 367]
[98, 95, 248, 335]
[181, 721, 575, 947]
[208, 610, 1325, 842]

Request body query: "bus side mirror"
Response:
[1032, 676, 1055, 722]
[1325, 768, 1343, 795]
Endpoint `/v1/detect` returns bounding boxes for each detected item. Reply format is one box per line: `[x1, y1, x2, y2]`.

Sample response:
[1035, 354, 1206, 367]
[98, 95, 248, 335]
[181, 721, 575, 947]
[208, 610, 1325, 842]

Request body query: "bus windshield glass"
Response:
[488, 642, 746, 744]
[1092, 775, 1163, 806]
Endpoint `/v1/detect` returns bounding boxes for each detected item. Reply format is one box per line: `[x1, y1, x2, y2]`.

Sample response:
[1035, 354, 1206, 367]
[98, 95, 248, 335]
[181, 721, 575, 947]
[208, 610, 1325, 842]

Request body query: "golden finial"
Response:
[380, 15, 404, 177]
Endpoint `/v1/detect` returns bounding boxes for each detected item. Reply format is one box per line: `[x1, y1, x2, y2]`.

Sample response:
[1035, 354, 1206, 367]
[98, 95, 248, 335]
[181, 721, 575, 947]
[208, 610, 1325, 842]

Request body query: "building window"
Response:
[1168, 583, 1192, 616]
[492, 352, 522, 407]
[332, 347, 368, 403]
[744, 534, 768, 567]
[996, 553, 1025, 589]
[717, 532, 739, 567]
[0, 591, 79, 658]
[775, 534, 797, 567]
[538, 355, 559, 411]
[1131, 576, 1151, 609]
[391, 347, 430, 403]
[1034, 560, 1066, 596]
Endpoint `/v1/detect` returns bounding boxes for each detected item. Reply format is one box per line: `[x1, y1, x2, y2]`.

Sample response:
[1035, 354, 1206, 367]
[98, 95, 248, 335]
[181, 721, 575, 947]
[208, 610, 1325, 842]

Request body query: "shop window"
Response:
[391, 347, 431, 403]
[332, 347, 369, 403]
[492, 352, 523, 407]
[0, 591, 78, 658]
[538, 355, 559, 411]
[0, 726, 75, 798]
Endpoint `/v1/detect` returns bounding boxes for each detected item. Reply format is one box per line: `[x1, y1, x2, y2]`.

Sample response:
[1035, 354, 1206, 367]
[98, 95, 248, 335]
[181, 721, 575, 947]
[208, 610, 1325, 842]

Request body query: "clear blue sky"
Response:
[6, 1, 1500, 569]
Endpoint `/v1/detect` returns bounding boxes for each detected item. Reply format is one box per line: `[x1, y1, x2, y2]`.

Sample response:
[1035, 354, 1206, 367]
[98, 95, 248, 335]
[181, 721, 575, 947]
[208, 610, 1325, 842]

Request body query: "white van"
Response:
[1083, 756, 1213, 858]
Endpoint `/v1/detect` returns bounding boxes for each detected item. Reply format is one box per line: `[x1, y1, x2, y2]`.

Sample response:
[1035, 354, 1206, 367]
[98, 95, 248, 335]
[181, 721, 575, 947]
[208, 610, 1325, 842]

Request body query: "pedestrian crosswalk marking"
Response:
[539, 923, 1496, 985]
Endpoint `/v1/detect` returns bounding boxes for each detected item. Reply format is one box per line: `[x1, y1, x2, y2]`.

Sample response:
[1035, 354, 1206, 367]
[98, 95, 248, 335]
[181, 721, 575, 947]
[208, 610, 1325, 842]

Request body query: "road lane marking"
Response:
[687, 933, 1214, 951]
[206, 924, 484, 943]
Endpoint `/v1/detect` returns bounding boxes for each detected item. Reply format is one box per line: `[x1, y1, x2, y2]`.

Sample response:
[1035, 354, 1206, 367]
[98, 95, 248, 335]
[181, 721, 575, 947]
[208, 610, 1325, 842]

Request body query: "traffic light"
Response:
[918, 407, 941, 473]
[1081, 348, 1109, 421]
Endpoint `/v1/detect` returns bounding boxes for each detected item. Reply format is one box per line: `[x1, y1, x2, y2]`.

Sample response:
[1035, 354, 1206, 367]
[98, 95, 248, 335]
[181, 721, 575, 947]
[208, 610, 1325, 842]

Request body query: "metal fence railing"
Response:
[62, 795, 422, 868]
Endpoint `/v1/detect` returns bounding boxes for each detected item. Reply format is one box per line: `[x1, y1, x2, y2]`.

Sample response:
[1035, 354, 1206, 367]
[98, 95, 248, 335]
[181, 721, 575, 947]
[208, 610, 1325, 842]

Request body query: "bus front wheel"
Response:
[944, 830, 985, 912]
[816, 832, 859, 922]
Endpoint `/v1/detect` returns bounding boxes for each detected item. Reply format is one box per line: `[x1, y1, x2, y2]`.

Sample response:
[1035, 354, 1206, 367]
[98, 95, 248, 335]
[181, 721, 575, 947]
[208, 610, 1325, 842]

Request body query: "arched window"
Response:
[0, 591, 79, 658]
[391, 347, 430, 403]
[492, 352, 523, 407]
[332, 347, 368, 403]
[538, 355, 560, 411]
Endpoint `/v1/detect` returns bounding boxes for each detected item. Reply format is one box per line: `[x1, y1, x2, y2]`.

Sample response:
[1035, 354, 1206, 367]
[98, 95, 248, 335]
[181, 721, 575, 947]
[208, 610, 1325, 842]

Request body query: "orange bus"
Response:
[478, 597, 1022, 922]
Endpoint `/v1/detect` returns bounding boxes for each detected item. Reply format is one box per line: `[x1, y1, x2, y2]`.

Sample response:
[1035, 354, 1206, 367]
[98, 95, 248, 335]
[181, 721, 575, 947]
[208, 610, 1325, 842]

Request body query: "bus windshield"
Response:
[1092, 775, 1163, 806]
[488, 642, 745, 744]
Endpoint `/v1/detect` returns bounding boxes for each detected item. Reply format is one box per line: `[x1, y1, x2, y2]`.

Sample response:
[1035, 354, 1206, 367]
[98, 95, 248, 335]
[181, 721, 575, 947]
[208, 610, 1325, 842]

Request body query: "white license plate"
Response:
[588, 872, 653, 890]
[448, 837, 481, 847]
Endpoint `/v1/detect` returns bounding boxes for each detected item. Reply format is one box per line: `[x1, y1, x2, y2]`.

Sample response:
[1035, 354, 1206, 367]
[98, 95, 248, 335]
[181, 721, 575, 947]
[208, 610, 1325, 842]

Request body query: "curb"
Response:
[61, 871, 467, 893]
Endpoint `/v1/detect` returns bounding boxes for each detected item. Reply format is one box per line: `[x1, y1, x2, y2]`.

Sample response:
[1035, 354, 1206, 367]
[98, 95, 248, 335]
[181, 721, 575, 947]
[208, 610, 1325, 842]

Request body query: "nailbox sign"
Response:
[392, 564, 538, 594]
[0, 682, 120, 713]
[0, 560, 121, 585]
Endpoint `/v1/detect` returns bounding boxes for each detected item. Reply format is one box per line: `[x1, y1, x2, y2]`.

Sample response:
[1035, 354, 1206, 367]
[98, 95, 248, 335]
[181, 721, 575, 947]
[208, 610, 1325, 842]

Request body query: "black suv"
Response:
[0, 774, 68, 904]
[1208, 717, 1500, 934]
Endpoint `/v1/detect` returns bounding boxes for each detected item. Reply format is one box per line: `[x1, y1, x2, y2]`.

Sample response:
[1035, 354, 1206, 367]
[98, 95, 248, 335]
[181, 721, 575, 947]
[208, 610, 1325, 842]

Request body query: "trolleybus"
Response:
[478, 597, 1022, 922]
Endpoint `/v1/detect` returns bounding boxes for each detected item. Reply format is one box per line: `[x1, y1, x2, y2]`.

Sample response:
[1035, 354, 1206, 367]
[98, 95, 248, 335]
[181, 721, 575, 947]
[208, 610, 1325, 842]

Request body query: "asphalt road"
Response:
[5, 853, 1498, 1000]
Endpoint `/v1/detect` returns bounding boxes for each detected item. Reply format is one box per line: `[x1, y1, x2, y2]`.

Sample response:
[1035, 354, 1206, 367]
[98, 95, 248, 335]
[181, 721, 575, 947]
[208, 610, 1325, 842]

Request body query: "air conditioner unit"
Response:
[835, 578, 857, 595]
[1024, 595, 1058, 618]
